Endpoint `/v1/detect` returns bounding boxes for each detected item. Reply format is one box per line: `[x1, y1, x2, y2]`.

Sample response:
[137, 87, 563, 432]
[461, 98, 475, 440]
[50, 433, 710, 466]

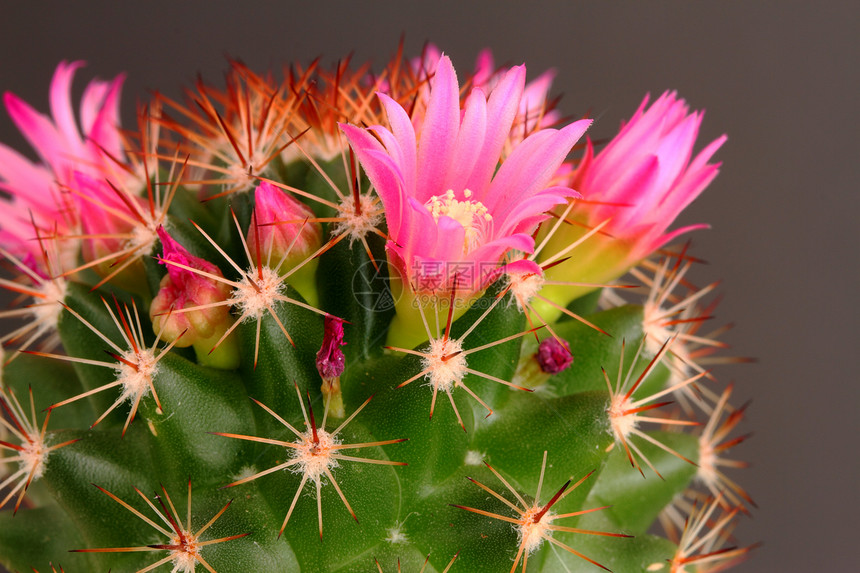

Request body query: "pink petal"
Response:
[79, 80, 110, 135]
[0, 143, 56, 210]
[486, 119, 591, 216]
[4, 92, 65, 172]
[433, 215, 467, 262]
[496, 190, 570, 237]
[86, 74, 126, 161]
[49, 61, 86, 151]
[445, 87, 488, 194]
[415, 55, 460, 203]
[465, 64, 526, 199]
[377, 92, 417, 198]
[341, 123, 407, 239]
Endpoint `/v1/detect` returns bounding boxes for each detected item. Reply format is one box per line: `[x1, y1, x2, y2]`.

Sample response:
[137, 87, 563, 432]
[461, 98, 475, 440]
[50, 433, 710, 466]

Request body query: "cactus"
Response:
[0, 47, 757, 572]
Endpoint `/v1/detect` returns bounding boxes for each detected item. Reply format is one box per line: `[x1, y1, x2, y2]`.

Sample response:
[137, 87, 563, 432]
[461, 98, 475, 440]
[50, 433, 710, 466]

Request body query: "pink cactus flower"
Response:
[0, 61, 128, 267]
[341, 55, 591, 305]
[535, 91, 726, 320]
[570, 91, 726, 260]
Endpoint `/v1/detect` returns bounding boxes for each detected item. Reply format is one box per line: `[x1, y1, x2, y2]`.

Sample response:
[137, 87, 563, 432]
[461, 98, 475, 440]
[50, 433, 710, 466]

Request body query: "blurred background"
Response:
[0, 1, 856, 571]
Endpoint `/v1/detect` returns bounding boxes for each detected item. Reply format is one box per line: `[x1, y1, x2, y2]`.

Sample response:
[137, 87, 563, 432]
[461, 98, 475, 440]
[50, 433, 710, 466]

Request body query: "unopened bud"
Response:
[317, 315, 347, 418]
[536, 337, 573, 374]
[317, 315, 346, 379]
[248, 181, 321, 271]
[151, 227, 233, 351]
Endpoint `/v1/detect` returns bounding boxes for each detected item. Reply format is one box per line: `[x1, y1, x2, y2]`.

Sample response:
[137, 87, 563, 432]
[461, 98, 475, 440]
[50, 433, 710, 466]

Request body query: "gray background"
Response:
[0, 1, 856, 571]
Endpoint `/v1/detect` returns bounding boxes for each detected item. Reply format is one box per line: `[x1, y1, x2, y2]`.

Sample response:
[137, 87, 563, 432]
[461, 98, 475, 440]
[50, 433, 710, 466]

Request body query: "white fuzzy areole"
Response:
[507, 269, 545, 311]
[226, 148, 269, 192]
[291, 427, 340, 482]
[115, 348, 158, 404]
[464, 450, 484, 466]
[34, 279, 67, 328]
[169, 531, 202, 573]
[334, 193, 383, 243]
[231, 265, 285, 320]
[607, 392, 638, 441]
[421, 337, 467, 393]
[517, 505, 553, 555]
[19, 434, 49, 480]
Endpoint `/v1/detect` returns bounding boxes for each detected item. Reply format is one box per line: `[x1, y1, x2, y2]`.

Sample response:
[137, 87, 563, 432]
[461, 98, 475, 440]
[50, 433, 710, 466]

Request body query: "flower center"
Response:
[425, 189, 493, 254]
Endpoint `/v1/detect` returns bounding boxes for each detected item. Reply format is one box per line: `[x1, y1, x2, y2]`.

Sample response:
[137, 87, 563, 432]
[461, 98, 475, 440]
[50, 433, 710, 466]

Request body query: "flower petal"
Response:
[415, 55, 460, 203]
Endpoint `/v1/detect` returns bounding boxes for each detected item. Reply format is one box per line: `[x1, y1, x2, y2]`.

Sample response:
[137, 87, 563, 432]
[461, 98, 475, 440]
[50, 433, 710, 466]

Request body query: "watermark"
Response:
[410, 293, 501, 311]
[351, 259, 402, 313]
[408, 260, 503, 294]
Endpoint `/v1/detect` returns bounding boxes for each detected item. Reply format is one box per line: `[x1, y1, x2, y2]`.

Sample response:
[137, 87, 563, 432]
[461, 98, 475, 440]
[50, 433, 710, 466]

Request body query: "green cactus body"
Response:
[0, 51, 754, 572]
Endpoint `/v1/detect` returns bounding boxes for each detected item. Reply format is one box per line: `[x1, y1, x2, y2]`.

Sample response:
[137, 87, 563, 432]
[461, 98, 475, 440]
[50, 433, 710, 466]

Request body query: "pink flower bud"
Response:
[247, 181, 321, 270]
[150, 226, 231, 345]
[316, 316, 346, 381]
[536, 337, 573, 374]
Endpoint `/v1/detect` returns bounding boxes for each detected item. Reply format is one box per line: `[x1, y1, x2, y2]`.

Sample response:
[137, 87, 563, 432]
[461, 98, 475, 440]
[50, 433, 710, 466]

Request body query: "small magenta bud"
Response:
[317, 315, 347, 418]
[151, 227, 233, 352]
[536, 337, 573, 374]
[248, 181, 321, 270]
[317, 316, 346, 380]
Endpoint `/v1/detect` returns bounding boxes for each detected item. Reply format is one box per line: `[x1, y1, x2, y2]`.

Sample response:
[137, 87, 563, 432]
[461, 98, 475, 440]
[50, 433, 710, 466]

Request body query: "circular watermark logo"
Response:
[352, 259, 402, 313]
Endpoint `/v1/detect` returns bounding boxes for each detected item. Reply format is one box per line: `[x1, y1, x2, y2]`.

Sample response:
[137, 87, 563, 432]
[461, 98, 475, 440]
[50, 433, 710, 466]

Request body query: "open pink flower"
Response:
[341, 55, 590, 300]
[0, 61, 128, 267]
[570, 91, 726, 261]
[536, 91, 726, 319]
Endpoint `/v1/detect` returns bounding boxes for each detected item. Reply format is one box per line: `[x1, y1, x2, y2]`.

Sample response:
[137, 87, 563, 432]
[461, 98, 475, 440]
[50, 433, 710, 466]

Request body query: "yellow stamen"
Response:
[425, 189, 493, 253]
